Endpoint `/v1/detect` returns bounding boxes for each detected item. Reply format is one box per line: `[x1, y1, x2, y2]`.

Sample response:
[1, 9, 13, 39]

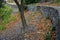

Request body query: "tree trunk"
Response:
[14, 0, 27, 29]
[14, 0, 28, 39]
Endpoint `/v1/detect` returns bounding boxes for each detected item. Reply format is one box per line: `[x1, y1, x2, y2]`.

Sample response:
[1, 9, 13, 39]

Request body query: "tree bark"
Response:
[14, 0, 27, 29]
[14, 0, 28, 39]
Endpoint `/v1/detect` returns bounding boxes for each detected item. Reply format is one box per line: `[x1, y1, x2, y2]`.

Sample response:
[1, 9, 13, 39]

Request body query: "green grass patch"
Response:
[0, 16, 16, 30]
[45, 32, 51, 40]
[2, 16, 16, 25]
[0, 4, 16, 31]
[0, 25, 6, 30]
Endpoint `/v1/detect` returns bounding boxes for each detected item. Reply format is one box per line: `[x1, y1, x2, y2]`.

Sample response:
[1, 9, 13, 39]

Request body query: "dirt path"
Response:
[0, 10, 52, 40]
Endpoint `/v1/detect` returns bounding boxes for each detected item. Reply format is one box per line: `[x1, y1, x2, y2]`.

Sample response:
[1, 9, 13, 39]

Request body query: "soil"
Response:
[0, 11, 54, 40]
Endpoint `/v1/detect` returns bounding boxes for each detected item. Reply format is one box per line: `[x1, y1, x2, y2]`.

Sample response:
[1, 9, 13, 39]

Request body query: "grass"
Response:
[0, 25, 6, 30]
[0, 16, 16, 30]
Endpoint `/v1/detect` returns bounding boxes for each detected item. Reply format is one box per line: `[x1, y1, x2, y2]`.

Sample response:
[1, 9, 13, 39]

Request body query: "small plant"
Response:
[0, 4, 12, 24]
[0, 4, 12, 30]
[0, 25, 6, 30]
[45, 32, 51, 40]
